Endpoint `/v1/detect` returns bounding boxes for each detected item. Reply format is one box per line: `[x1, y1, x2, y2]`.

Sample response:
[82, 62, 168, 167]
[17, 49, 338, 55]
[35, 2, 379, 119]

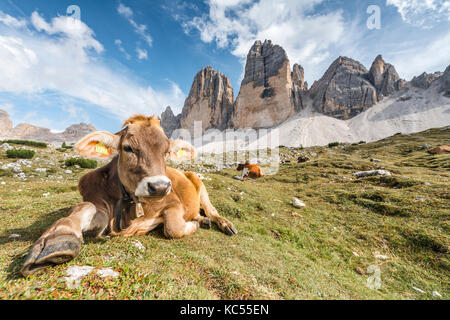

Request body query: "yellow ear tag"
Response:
[176, 148, 187, 159]
[95, 142, 109, 156]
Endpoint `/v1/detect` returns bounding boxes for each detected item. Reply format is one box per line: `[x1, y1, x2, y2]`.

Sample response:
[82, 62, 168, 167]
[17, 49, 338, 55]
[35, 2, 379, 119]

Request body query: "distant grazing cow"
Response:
[21, 115, 237, 276]
[233, 161, 264, 180]
[428, 145, 450, 155]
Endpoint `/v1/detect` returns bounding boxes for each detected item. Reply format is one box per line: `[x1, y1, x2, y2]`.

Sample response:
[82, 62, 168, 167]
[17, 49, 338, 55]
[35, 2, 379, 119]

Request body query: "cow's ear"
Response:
[75, 131, 120, 159]
[168, 139, 196, 161]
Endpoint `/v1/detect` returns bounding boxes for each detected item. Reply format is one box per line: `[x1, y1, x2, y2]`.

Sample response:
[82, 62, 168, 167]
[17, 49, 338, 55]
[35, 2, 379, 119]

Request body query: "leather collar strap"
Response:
[115, 175, 133, 231]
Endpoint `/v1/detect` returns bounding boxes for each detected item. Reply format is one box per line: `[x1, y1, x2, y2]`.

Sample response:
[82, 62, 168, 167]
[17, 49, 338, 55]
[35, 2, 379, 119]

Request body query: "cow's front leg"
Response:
[110, 216, 164, 237]
[164, 205, 199, 239]
[21, 202, 105, 276]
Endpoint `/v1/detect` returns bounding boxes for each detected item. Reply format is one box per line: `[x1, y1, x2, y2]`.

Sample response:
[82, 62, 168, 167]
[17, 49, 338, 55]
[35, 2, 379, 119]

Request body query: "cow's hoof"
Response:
[217, 217, 238, 236]
[224, 225, 238, 236]
[21, 234, 81, 277]
[199, 218, 211, 229]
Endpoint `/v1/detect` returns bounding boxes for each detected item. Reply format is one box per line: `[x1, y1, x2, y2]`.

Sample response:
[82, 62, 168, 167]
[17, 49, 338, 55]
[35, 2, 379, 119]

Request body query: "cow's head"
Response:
[236, 161, 250, 171]
[75, 115, 195, 200]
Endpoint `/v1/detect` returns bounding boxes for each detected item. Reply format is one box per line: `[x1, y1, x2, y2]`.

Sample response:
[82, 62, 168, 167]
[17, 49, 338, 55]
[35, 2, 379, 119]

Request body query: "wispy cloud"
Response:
[136, 47, 148, 60]
[386, 0, 450, 27]
[181, 0, 350, 82]
[114, 39, 131, 60]
[0, 10, 185, 122]
[117, 3, 152, 47]
[0, 10, 26, 28]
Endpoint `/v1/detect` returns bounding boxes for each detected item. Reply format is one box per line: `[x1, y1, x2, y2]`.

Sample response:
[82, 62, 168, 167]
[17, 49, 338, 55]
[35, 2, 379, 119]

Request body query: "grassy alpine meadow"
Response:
[0, 127, 448, 300]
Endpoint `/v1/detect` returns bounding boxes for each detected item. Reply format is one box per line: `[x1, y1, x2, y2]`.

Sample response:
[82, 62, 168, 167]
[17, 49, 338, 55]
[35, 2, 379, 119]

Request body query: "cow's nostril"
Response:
[147, 183, 156, 194]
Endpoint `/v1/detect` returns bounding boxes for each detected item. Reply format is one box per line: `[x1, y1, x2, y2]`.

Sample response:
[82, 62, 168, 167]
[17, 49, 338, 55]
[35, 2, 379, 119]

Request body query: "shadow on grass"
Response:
[1, 207, 110, 280]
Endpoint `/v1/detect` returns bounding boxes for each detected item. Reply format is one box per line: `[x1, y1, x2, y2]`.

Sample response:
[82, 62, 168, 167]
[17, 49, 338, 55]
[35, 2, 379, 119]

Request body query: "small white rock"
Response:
[292, 197, 306, 208]
[432, 290, 442, 298]
[8, 233, 20, 239]
[412, 286, 425, 294]
[65, 169, 73, 174]
[97, 268, 119, 278]
[1, 181, 5, 185]
[64, 265, 95, 288]
[352, 251, 360, 257]
[43, 192, 50, 197]
[353, 170, 391, 177]
[375, 254, 387, 260]
[132, 240, 146, 251]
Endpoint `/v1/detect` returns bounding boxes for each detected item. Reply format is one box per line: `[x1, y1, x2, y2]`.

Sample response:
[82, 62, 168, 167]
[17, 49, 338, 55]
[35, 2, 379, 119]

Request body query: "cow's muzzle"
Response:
[135, 175, 171, 198]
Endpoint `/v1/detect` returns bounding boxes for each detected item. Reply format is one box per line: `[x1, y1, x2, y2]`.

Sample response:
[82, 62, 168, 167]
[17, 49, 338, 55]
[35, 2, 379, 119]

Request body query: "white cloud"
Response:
[62, 105, 90, 123]
[182, 0, 347, 82]
[0, 11, 26, 28]
[114, 39, 131, 60]
[386, 0, 450, 27]
[136, 47, 148, 60]
[0, 10, 185, 121]
[117, 3, 133, 18]
[117, 3, 152, 47]
[391, 31, 450, 79]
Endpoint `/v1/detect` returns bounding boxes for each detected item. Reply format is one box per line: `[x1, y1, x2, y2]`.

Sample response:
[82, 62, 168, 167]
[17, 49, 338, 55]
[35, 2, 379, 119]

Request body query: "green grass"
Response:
[2, 139, 47, 148]
[6, 149, 35, 159]
[0, 127, 448, 299]
[65, 158, 98, 169]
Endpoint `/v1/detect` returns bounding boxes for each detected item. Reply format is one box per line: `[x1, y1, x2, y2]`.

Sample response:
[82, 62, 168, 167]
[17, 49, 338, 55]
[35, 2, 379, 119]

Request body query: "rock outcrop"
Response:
[61, 123, 96, 141]
[411, 71, 443, 89]
[437, 65, 450, 97]
[309, 56, 378, 120]
[291, 63, 308, 112]
[368, 55, 405, 99]
[0, 109, 13, 137]
[160, 106, 180, 138]
[232, 40, 298, 128]
[178, 66, 234, 135]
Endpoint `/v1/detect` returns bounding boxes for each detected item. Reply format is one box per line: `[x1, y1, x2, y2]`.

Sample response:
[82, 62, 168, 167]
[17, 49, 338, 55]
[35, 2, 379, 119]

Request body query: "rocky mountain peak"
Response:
[177, 65, 234, 134]
[232, 39, 297, 128]
[411, 71, 443, 89]
[309, 56, 376, 120]
[291, 63, 307, 91]
[368, 54, 404, 99]
[160, 106, 180, 138]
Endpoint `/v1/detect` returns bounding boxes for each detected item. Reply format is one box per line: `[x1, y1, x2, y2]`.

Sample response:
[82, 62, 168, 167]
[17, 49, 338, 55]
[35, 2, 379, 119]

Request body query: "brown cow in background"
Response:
[233, 161, 264, 180]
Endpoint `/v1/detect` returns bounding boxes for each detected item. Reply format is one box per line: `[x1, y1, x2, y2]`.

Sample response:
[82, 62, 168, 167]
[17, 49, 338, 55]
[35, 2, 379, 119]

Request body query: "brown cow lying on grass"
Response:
[21, 115, 237, 276]
[233, 161, 264, 181]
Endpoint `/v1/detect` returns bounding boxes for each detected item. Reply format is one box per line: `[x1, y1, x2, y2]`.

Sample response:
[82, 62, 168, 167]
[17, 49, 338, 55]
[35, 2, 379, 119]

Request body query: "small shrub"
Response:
[328, 142, 339, 148]
[6, 148, 35, 159]
[61, 142, 73, 149]
[358, 141, 366, 144]
[3, 139, 47, 148]
[65, 158, 97, 169]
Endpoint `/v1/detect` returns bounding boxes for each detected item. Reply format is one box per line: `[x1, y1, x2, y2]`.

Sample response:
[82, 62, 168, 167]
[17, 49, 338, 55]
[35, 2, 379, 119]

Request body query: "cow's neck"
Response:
[115, 170, 134, 231]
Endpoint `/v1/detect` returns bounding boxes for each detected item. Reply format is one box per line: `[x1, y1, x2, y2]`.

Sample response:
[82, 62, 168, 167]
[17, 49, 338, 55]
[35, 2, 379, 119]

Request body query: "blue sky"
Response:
[0, 0, 449, 132]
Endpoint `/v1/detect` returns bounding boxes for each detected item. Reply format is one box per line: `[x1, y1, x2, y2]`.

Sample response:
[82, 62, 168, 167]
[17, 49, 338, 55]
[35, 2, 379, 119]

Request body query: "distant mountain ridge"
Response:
[161, 39, 450, 141]
[0, 110, 96, 144]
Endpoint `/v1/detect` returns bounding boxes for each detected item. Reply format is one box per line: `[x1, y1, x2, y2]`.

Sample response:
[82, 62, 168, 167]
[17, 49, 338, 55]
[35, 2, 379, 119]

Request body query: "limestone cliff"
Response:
[178, 66, 234, 135]
[232, 40, 298, 129]
[368, 55, 405, 99]
[309, 56, 378, 120]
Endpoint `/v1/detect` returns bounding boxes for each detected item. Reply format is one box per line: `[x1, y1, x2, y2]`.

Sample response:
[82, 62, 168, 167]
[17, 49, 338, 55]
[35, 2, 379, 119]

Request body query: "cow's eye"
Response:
[123, 145, 134, 153]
